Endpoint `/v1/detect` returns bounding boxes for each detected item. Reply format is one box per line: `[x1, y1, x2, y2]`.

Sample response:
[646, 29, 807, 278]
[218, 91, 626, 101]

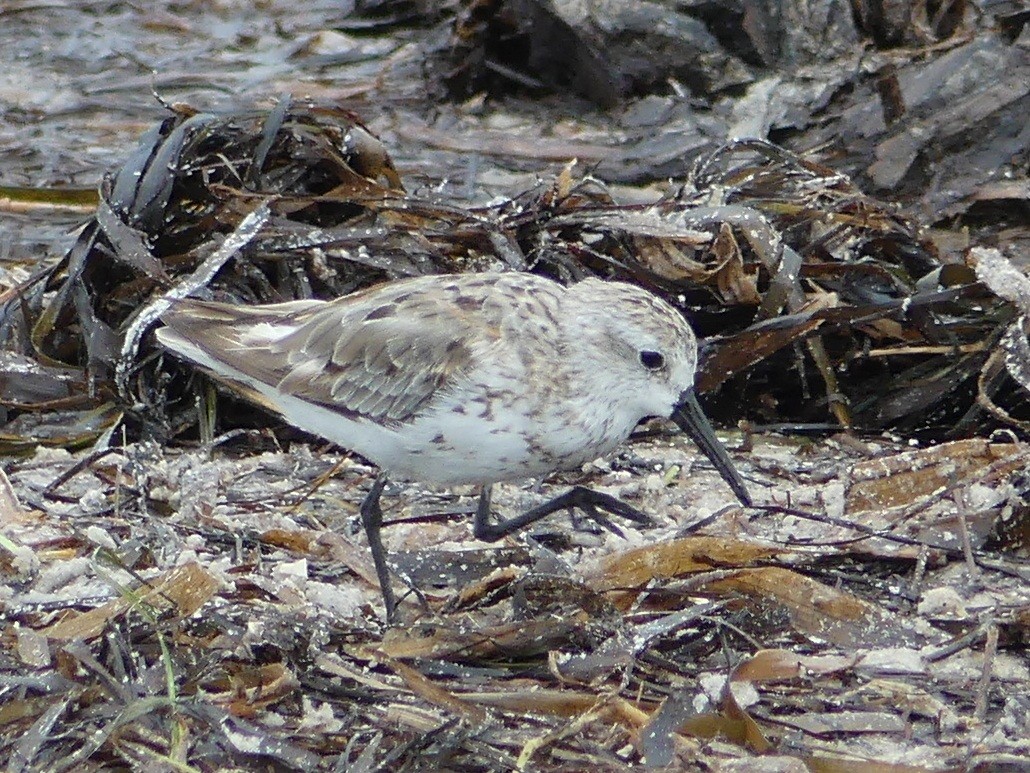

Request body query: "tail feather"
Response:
[156, 297, 324, 396]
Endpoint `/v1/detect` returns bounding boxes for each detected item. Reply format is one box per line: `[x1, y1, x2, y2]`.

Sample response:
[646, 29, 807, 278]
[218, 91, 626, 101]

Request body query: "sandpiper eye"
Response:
[639, 350, 665, 370]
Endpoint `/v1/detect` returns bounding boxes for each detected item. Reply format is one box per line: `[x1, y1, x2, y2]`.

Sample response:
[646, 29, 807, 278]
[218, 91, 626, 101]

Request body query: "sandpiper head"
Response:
[567, 279, 752, 506]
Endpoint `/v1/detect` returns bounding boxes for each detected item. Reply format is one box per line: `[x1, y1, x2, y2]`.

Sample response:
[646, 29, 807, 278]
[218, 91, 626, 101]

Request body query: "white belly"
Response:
[376, 389, 641, 485]
[165, 331, 640, 485]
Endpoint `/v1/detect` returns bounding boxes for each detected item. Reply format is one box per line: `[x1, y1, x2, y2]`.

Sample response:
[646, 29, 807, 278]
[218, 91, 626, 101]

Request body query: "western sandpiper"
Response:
[156, 272, 751, 620]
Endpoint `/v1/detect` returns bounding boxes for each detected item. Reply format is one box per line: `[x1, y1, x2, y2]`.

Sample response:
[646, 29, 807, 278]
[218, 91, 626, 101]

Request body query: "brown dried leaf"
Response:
[712, 223, 761, 305]
[260, 528, 321, 555]
[675, 712, 754, 745]
[720, 680, 773, 753]
[705, 567, 935, 648]
[633, 238, 711, 282]
[644, 681, 772, 762]
[592, 536, 780, 592]
[388, 660, 488, 723]
[44, 562, 219, 641]
[731, 649, 855, 683]
[446, 565, 524, 610]
[210, 663, 298, 717]
[470, 690, 649, 726]
[845, 439, 1024, 515]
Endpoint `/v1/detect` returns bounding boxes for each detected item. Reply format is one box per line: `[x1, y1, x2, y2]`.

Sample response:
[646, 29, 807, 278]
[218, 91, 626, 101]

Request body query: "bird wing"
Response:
[157, 281, 497, 426]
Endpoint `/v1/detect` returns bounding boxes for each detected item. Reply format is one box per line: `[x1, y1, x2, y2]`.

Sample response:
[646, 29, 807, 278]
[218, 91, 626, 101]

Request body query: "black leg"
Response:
[472, 485, 495, 541]
[473, 485, 654, 543]
[359, 475, 396, 623]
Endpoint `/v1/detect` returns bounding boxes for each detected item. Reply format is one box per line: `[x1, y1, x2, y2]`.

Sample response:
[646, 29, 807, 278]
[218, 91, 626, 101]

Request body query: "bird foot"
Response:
[473, 485, 654, 542]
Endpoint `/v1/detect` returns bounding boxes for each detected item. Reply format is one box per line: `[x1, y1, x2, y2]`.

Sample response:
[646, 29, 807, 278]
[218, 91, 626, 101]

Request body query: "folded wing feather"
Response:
[157, 290, 487, 426]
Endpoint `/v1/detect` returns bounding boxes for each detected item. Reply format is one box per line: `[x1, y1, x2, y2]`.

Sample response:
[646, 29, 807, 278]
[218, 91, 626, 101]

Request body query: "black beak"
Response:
[671, 389, 752, 506]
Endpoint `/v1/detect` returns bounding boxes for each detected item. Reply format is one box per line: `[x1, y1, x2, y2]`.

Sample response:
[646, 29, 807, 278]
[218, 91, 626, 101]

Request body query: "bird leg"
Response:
[359, 475, 397, 623]
[366, 480, 653, 621]
[473, 484, 654, 542]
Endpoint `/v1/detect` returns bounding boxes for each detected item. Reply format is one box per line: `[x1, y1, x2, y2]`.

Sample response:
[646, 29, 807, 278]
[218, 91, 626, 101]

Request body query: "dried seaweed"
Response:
[2, 437, 1027, 769]
[2, 113, 1025, 772]
[2, 4, 1029, 768]
[4, 101, 1028, 447]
